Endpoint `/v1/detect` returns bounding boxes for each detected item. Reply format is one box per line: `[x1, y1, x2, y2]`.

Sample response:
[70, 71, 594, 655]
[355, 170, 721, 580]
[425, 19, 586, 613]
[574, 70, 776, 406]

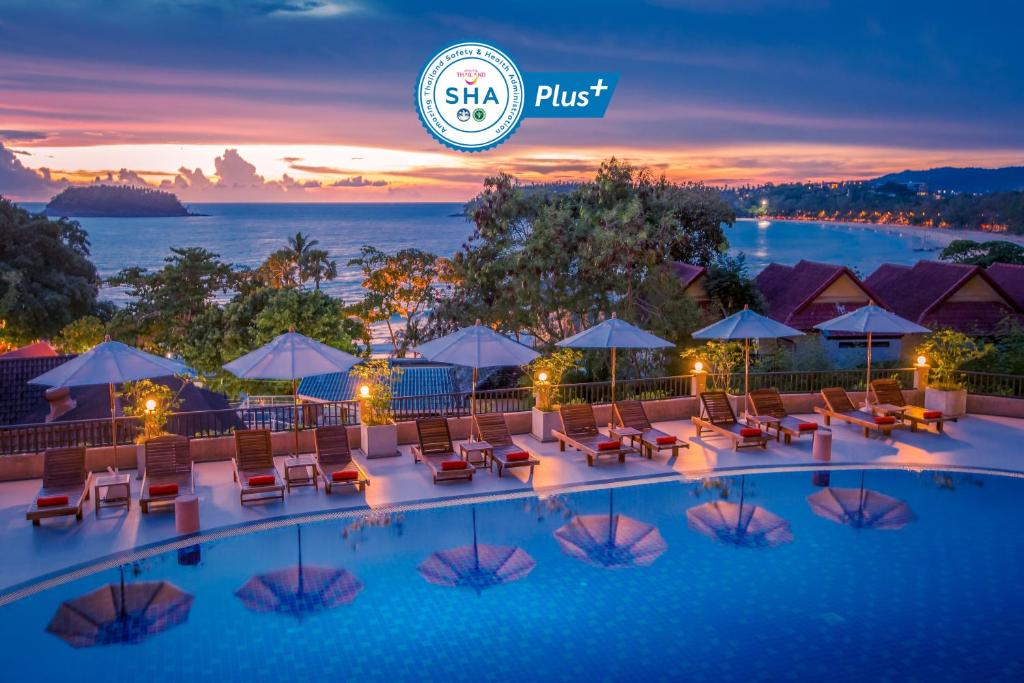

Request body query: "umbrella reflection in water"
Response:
[687, 477, 793, 548]
[807, 472, 916, 530]
[236, 525, 363, 619]
[419, 507, 536, 594]
[555, 490, 668, 568]
[47, 566, 193, 648]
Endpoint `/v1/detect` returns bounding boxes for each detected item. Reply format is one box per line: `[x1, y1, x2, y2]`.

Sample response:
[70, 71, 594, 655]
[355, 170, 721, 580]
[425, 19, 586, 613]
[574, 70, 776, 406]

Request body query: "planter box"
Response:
[360, 423, 399, 458]
[924, 388, 967, 417]
[531, 408, 561, 443]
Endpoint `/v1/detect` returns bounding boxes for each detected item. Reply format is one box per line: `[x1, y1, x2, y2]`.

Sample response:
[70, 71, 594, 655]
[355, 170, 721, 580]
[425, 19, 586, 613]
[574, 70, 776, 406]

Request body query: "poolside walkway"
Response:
[1, 412, 1022, 592]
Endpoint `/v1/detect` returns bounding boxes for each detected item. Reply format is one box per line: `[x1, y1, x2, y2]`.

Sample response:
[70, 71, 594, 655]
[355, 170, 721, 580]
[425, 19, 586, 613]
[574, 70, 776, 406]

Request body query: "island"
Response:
[44, 185, 195, 217]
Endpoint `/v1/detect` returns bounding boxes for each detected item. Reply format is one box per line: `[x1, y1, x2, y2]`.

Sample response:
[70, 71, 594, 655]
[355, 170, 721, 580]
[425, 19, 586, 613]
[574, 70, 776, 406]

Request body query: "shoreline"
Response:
[737, 216, 1024, 248]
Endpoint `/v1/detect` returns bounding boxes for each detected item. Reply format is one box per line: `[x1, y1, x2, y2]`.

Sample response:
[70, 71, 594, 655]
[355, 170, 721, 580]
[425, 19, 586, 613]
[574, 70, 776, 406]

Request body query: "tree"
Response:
[939, 239, 1024, 266]
[54, 316, 106, 353]
[252, 232, 337, 290]
[0, 198, 99, 344]
[108, 247, 235, 353]
[916, 329, 991, 390]
[704, 252, 765, 316]
[348, 246, 447, 357]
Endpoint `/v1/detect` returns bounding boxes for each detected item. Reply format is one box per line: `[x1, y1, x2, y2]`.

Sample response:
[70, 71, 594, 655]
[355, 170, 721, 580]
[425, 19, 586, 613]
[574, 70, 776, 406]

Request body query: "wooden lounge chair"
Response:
[472, 413, 539, 477]
[747, 388, 824, 444]
[232, 429, 285, 504]
[612, 400, 688, 458]
[550, 404, 633, 466]
[412, 417, 475, 483]
[692, 392, 770, 450]
[140, 435, 194, 513]
[870, 378, 954, 433]
[814, 387, 900, 438]
[314, 425, 369, 493]
[26, 447, 91, 526]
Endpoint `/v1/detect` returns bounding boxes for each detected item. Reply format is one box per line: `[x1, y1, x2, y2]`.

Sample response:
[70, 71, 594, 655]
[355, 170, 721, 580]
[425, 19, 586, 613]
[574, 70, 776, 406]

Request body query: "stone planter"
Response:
[531, 407, 561, 443]
[360, 423, 399, 458]
[924, 387, 968, 417]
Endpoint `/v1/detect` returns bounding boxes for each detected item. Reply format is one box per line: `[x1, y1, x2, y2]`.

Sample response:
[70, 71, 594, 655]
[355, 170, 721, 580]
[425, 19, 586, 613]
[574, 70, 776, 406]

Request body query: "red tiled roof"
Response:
[754, 260, 879, 330]
[669, 262, 706, 290]
[0, 341, 58, 359]
[988, 263, 1024, 309]
[865, 260, 1021, 334]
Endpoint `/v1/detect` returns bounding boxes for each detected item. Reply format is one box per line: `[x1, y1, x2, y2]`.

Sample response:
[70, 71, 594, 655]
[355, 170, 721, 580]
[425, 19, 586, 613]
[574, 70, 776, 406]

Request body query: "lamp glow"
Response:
[537, 371, 549, 383]
[358, 384, 371, 398]
[693, 361, 704, 373]
[144, 398, 157, 412]
[916, 355, 927, 366]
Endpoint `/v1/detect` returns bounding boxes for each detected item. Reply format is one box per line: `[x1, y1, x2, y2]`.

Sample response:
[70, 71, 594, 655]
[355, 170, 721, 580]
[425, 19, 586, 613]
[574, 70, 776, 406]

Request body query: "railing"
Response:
[957, 371, 1024, 398]
[4, 367, 1021, 456]
[718, 368, 917, 394]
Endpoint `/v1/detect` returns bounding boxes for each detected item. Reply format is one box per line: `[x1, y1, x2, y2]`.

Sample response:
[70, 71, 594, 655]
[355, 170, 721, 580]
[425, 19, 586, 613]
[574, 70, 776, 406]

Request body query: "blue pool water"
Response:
[2, 469, 1022, 682]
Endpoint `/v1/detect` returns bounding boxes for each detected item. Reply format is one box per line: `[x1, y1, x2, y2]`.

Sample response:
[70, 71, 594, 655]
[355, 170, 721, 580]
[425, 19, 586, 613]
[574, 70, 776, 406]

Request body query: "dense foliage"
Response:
[939, 239, 1024, 266]
[45, 185, 191, 217]
[0, 198, 100, 345]
[724, 182, 1024, 234]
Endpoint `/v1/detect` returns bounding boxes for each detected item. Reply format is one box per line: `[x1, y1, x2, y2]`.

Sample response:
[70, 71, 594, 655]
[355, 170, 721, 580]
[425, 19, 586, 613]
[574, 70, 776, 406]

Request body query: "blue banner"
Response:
[523, 72, 619, 118]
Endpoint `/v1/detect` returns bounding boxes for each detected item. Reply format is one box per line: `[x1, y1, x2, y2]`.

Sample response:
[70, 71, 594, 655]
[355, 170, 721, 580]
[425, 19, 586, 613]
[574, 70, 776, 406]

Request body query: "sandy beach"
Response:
[742, 217, 1024, 249]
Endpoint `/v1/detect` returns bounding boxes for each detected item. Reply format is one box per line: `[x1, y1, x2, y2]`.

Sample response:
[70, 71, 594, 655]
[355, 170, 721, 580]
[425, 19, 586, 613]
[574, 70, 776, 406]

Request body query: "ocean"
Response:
[18, 202, 945, 303]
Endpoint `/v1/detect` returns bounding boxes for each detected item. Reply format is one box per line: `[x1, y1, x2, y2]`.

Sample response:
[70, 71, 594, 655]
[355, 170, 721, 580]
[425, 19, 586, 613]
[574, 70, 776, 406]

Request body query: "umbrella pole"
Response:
[611, 347, 617, 406]
[292, 378, 299, 455]
[866, 331, 873, 396]
[744, 338, 750, 416]
[472, 367, 478, 421]
[109, 383, 118, 474]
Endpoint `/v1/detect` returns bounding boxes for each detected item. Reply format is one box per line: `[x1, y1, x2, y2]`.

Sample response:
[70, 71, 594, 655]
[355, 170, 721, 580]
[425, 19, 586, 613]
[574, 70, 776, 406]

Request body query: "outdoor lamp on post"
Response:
[359, 384, 371, 399]
[691, 360, 707, 397]
[144, 398, 157, 414]
[914, 355, 930, 390]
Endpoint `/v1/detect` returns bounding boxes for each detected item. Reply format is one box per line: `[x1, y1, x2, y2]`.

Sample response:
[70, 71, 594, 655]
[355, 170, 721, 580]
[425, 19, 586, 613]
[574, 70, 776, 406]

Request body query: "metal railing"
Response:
[957, 371, 1024, 397]
[718, 368, 917, 394]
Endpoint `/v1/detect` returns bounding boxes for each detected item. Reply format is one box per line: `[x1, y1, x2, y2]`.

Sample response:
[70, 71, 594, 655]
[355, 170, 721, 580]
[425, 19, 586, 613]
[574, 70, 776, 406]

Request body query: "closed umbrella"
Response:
[554, 490, 667, 569]
[412, 320, 539, 416]
[47, 567, 193, 648]
[223, 330, 360, 453]
[557, 313, 673, 404]
[814, 304, 929, 390]
[30, 337, 189, 472]
[692, 306, 804, 402]
[418, 507, 536, 594]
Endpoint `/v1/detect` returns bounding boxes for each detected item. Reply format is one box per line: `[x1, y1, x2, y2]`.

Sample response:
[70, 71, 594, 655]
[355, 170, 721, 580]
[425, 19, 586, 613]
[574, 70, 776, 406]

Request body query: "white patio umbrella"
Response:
[692, 306, 804, 401]
[814, 304, 929, 390]
[556, 313, 674, 404]
[29, 337, 189, 472]
[412, 320, 539, 416]
[223, 330, 361, 453]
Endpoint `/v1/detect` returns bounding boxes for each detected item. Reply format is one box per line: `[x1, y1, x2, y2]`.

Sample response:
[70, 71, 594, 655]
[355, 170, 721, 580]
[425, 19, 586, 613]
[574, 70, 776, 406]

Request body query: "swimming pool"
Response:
[2, 468, 1022, 682]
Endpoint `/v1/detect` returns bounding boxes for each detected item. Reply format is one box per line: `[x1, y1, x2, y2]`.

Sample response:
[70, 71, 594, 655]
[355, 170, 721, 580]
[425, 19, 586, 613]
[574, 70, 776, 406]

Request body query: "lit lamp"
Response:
[916, 355, 928, 367]
[537, 371, 549, 383]
[358, 384, 371, 399]
[144, 398, 157, 414]
[691, 360, 707, 396]
[693, 361, 705, 374]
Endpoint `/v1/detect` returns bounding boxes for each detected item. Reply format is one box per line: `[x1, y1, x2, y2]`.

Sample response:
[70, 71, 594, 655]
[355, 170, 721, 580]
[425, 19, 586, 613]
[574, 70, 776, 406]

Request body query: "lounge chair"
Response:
[814, 387, 901, 438]
[869, 378, 954, 433]
[550, 404, 634, 466]
[747, 388, 824, 444]
[140, 435, 194, 513]
[314, 425, 369, 493]
[692, 392, 770, 450]
[612, 400, 688, 458]
[412, 417, 475, 483]
[472, 413, 539, 477]
[232, 429, 285, 504]
[26, 447, 91, 526]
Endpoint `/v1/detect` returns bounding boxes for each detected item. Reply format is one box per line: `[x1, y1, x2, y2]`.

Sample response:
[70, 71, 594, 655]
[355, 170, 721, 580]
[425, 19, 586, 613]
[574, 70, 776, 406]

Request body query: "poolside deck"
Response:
[1, 411, 1022, 593]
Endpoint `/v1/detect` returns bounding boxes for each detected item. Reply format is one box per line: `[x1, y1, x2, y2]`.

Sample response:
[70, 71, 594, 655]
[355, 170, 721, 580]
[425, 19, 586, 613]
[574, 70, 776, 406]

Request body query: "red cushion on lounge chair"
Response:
[923, 410, 942, 419]
[873, 416, 897, 425]
[506, 450, 530, 461]
[247, 474, 276, 486]
[597, 440, 621, 451]
[37, 495, 69, 507]
[441, 460, 468, 471]
[740, 428, 762, 438]
[149, 483, 179, 496]
[655, 435, 677, 445]
[332, 470, 359, 481]
[798, 422, 818, 431]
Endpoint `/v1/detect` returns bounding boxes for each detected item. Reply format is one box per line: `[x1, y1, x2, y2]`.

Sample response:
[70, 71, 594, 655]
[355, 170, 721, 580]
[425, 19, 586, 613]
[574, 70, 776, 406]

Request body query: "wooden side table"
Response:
[94, 472, 131, 516]
[283, 455, 318, 492]
[745, 414, 782, 441]
[459, 441, 493, 469]
[609, 426, 643, 452]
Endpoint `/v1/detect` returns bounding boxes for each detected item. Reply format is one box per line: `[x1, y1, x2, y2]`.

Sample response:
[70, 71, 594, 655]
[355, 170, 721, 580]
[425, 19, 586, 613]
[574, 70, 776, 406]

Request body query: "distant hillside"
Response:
[873, 166, 1024, 194]
[44, 185, 192, 217]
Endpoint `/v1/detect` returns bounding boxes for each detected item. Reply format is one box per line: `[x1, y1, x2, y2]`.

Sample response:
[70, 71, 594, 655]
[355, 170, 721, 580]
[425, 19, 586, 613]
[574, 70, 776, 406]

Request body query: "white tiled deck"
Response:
[2, 412, 1022, 594]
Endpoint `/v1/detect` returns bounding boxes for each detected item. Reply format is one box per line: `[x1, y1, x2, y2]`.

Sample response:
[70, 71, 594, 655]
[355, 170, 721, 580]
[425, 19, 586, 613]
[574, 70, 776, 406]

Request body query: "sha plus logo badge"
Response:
[415, 41, 525, 152]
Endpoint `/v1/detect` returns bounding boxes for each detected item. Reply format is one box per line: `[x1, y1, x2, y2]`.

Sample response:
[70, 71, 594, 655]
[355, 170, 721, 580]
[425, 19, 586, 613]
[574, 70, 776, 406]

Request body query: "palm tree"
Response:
[304, 249, 338, 290]
[260, 249, 299, 288]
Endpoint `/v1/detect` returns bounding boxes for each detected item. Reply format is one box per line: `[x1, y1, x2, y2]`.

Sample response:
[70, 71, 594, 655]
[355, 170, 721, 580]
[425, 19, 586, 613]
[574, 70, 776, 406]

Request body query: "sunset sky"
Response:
[2, 0, 1022, 202]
